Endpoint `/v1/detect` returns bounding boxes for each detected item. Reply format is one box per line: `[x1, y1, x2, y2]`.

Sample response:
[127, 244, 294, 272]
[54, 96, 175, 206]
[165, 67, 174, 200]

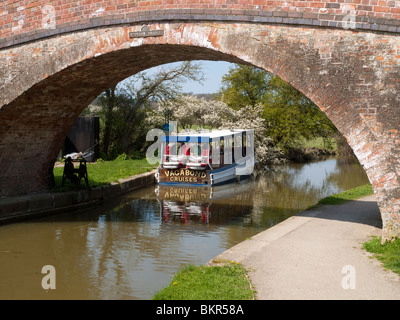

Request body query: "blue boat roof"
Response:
[160, 129, 253, 143]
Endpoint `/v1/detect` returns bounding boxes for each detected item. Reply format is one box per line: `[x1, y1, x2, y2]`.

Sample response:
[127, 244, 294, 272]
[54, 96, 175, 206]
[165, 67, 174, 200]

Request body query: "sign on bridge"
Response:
[129, 26, 164, 38]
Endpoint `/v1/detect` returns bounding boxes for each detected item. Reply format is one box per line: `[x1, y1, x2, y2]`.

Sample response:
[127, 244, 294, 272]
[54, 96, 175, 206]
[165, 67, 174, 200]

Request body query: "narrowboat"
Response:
[155, 129, 255, 186]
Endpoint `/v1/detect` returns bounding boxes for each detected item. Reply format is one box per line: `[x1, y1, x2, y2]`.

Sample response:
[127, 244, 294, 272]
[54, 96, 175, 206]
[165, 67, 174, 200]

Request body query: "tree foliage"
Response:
[95, 61, 204, 159]
[147, 94, 235, 129]
[219, 65, 270, 110]
[263, 75, 337, 149]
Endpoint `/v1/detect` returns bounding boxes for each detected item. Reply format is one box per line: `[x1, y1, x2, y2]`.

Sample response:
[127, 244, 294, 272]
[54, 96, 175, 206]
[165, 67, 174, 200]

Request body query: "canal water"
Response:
[0, 158, 370, 300]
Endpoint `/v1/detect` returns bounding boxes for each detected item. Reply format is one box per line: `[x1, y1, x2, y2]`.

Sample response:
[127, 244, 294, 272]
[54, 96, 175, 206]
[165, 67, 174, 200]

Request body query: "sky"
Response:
[182, 60, 236, 94]
[137, 60, 238, 94]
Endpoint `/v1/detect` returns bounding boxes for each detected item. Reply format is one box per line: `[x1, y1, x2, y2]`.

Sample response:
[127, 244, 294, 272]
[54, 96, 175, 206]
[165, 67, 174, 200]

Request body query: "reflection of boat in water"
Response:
[155, 179, 255, 224]
[160, 200, 211, 224]
[155, 129, 255, 186]
[156, 185, 211, 224]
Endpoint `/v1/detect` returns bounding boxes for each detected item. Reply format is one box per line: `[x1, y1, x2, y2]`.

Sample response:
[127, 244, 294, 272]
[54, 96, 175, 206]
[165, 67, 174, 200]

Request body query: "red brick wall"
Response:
[1, 0, 400, 48]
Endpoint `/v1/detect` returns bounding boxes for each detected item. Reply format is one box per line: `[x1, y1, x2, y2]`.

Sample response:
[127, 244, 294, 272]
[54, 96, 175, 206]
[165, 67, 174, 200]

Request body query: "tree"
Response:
[98, 86, 117, 156]
[219, 103, 285, 165]
[219, 64, 337, 151]
[148, 94, 236, 130]
[262, 75, 337, 150]
[219, 65, 271, 110]
[96, 61, 204, 158]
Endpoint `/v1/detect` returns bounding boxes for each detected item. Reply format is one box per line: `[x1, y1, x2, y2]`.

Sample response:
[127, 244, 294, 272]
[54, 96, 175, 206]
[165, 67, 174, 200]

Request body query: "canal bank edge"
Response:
[0, 170, 157, 224]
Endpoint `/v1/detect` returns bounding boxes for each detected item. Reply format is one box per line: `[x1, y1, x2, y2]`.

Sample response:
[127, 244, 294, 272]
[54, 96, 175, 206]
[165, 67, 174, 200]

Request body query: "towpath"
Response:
[211, 195, 400, 299]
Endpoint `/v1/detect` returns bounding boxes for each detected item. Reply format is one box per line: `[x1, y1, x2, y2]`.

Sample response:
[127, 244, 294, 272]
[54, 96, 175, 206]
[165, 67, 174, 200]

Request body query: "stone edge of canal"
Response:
[0, 170, 157, 225]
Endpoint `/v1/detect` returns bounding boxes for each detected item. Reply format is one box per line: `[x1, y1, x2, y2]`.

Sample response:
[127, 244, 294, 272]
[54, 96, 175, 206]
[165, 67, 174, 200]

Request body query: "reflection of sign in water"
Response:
[129, 26, 164, 38]
[159, 186, 210, 202]
[157, 185, 211, 224]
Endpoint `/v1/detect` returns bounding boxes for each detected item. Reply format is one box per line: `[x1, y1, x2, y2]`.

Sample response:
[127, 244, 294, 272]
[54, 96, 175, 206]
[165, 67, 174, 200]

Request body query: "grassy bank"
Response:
[363, 236, 400, 276]
[317, 184, 374, 205]
[152, 262, 255, 300]
[301, 137, 337, 150]
[287, 137, 337, 163]
[53, 158, 157, 191]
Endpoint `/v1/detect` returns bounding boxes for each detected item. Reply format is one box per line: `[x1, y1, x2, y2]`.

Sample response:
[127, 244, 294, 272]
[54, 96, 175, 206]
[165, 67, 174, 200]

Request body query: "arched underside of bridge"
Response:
[1, 22, 400, 241]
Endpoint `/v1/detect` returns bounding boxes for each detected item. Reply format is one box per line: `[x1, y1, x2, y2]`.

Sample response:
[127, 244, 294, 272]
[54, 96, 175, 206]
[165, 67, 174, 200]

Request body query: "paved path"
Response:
[211, 195, 400, 300]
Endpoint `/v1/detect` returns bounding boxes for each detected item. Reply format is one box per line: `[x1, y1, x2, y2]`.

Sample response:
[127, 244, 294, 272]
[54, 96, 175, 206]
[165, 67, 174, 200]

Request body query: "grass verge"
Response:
[53, 158, 157, 191]
[152, 263, 255, 300]
[300, 137, 337, 150]
[363, 236, 400, 276]
[317, 184, 374, 205]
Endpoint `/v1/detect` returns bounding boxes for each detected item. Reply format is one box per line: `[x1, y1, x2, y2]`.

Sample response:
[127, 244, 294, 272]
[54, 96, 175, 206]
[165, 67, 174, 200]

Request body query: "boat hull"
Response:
[157, 160, 254, 187]
[158, 167, 211, 186]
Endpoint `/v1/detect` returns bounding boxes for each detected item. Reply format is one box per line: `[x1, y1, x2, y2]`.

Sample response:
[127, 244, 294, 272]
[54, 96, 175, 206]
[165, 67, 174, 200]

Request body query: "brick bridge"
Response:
[0, 1, 400, 241]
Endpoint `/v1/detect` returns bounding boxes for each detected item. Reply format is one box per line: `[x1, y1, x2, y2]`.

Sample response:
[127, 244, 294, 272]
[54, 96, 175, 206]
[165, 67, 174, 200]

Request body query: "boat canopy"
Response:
[161, 129, 254, 143]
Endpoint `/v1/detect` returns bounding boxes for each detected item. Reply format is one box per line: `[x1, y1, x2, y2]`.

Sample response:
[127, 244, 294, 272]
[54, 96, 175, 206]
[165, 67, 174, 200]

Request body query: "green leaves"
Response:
[219, 65, 337, 151]
[220, 65, 271, 110]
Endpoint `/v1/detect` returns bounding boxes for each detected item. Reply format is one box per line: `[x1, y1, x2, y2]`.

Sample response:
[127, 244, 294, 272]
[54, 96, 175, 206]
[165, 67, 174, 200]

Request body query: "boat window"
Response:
[163, 142, 186, 163]
[242, 132, 246, 157]
[180, 143, 190, 156]
[224, 136, 233, 164]
[234, 134, 243, 160]
[200, 142, 208, 156]
[184, 143, 198, 157]
[164, 142, 180, 155]
[210, 140, 220, 166]
[246, 131, 254, 157]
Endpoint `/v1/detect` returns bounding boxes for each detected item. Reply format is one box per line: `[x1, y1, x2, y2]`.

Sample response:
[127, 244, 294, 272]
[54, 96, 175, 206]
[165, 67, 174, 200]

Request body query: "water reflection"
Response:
[157, 182, 254, 225]
[0, 158, 370, 300]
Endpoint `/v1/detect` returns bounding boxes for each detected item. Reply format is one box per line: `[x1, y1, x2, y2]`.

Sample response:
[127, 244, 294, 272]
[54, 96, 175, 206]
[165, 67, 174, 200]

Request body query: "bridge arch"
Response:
[1, 20, 400, 241]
